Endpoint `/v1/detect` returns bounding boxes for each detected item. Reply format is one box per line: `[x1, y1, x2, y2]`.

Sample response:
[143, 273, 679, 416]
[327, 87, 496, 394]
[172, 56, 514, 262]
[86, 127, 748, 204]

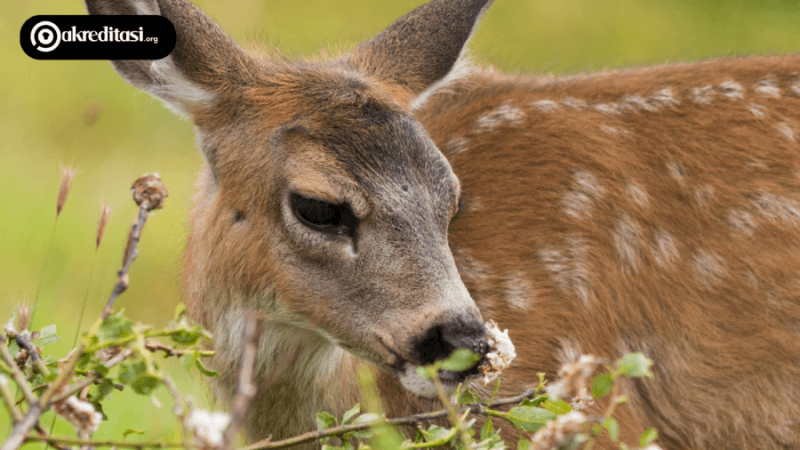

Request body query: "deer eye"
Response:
[290, 193, 358, 237]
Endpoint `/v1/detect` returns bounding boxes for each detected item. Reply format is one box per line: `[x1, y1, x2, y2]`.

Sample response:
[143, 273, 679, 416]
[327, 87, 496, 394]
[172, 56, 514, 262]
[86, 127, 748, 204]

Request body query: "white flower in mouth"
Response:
[479, 320, 517, 385]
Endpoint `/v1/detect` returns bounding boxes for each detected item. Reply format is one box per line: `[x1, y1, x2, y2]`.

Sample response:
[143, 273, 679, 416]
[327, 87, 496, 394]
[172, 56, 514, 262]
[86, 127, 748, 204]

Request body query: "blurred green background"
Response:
[2, 0, 800, 446]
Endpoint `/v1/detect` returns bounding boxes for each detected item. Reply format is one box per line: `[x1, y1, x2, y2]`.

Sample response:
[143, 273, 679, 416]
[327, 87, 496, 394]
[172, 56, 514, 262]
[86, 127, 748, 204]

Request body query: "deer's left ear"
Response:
[347, 0, 492, 106]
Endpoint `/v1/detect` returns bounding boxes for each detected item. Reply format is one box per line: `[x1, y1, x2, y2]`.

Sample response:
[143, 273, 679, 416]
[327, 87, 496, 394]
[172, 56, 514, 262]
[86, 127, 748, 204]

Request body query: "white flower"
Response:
[479, 320, 517, 385]
[185, 408, 231, 449]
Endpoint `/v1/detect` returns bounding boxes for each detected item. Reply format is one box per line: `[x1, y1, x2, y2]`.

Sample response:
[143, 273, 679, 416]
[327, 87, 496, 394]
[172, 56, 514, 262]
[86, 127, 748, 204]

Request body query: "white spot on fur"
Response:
[594, 103, 621, 115]
[600, 124, 630, 137]
[621, 94, 658, 113]
[751, 192, 800, 227]
[505, 273, 534, 309]
[694, 185, 715, 207]
[475, 102, 526, 131]
[562, 171, 605, 219]
[778, 122, 796, 142]
[749, 103, 767, 118]
[792, 79, 800, 97]
[532, 99, 560, 112]
[692, 249, 726, 287]
[625, 181, 649, 208]
[613, 214, 642, 272]
[755, 76, 781, 98]
[690, 85, 714, 105]
[666, 162, 686, 187]
[466, 196, 483, 213]
[149, 57, 217, 116]
[719, 80, 745, 99]
[562, 97, 587, 109]
[727, 209, 756, 236]
[652, 229, 679, 268]
[648, 88, 679, 108]
[445, 137, 470, 156]
[540, 238, 593, 306]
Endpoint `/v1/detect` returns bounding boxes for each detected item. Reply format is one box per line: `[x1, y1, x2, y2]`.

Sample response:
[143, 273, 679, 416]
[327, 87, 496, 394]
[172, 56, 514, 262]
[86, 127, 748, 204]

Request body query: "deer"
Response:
[83, 0, 800, 448]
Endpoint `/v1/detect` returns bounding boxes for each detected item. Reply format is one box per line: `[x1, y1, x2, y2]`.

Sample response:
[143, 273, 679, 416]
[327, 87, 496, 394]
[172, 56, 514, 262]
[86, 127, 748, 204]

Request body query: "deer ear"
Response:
[348, 0, 492, 105]
[84, 0, 256, 117]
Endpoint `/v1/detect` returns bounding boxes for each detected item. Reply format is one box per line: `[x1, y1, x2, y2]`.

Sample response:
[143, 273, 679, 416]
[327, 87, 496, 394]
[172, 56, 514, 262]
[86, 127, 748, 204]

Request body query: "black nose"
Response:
[413, 316, 488, 366]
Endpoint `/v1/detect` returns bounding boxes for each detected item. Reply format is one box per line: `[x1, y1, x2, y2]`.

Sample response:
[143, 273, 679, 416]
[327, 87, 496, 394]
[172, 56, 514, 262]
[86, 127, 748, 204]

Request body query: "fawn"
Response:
[85, 0, 800, 448]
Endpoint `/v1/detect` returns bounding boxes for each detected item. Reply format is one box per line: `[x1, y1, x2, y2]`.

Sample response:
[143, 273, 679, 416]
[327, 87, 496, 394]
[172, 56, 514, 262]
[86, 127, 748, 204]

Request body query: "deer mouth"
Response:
[388, 350, 484, 397]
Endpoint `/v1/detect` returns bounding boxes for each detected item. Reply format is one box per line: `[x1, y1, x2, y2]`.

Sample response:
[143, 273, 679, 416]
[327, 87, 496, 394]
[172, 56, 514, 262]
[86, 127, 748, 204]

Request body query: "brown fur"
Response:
[85, 0, 800, 447]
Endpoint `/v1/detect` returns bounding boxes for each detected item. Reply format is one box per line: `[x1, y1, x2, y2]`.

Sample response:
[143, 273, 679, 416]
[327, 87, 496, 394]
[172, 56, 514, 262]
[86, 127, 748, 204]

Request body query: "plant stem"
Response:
[29, 219, 59, 329]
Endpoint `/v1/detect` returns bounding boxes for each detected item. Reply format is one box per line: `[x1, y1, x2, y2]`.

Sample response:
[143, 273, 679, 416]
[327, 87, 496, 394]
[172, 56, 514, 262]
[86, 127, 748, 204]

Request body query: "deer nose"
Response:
[413, 317, 488, 366]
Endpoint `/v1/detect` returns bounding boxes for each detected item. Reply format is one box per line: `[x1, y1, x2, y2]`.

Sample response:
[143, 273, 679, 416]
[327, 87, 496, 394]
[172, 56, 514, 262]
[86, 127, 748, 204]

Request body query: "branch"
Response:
[24, 434, 185, 449]
[13, 331, 51, 377]
[222, 312, 265, 450]
[239, 387, 541, 450]
[144, 340, 214, 358]
[2, 401, 43, 450]
[102, 174, 167, 320]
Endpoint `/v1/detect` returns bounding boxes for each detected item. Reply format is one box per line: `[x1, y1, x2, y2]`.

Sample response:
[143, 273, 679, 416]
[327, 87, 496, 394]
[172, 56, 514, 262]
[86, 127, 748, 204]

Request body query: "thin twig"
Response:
[24, 434, 185, 449]
[48, 374, 98, 405]
[240, 387, 541, 450]
[103, 205, 148, 320]
[14, 331, 51, 376]
[3, 401, 43, 450]
[0, 375, 22, 423]
[0, 336, 36, 402]
[223, 312, 265, 450]
[144, 340, 214, 358]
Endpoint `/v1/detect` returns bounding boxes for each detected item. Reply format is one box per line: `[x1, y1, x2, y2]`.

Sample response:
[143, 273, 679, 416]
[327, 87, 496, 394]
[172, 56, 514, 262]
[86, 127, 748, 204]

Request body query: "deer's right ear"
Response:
[85, 0, 255, 117]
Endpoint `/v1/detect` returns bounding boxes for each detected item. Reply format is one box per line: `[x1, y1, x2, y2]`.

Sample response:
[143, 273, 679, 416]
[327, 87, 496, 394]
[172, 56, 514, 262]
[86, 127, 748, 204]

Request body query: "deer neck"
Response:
[213, 297, 362, 442]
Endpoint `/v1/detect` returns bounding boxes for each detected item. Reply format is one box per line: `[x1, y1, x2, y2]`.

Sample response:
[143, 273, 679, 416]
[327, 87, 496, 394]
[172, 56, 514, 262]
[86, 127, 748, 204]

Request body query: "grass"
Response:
[2, 0, 800, 446]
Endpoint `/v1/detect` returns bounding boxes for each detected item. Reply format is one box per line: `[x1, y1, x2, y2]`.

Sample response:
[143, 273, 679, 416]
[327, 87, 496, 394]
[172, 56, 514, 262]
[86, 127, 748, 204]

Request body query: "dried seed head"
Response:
[545, 354, 599, 409]
[479, 320, 517, 385]
[529, 411, 587, 450]
[57, 165, 76, 218]
[96, 203, 112, 250]
[131, 173, 168, 211]
[52, 395, 103, 435]
[16, 303, 30, 331]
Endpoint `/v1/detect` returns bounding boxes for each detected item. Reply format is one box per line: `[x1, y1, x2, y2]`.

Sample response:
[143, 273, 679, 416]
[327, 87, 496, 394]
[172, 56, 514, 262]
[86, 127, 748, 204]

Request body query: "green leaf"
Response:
[352, 413, 380, 424]
[507, 406, 556, 432]
[352, 428, 374, 440]
[415, 366, 432, 379]
[437, 349, 481, 372]
[517, 439, 532, 450]
[316, 411, 337, 431]
[132, 374, 161, 395]
[458, 389, 476, 405]
[170, 325, 204, 345]
[542, 398, 572, 415]
[639, 428, 658, 447]
[321, 445, 342, 450]
[94, 378, 115, 402]
[123, 429, 146, 438]
[195, 358, 220, 377]
[420, 425, 450, 443]
[616, 353, 654, 379]
[34, 325, 60, 346]
[97, 312, 134, 341]
[480, 417, 493, 441]
[342, 403, 360, 425]
[591, 372, 613, 398]
[119, 360, 147, 385]
[605, 417, 619, 442]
